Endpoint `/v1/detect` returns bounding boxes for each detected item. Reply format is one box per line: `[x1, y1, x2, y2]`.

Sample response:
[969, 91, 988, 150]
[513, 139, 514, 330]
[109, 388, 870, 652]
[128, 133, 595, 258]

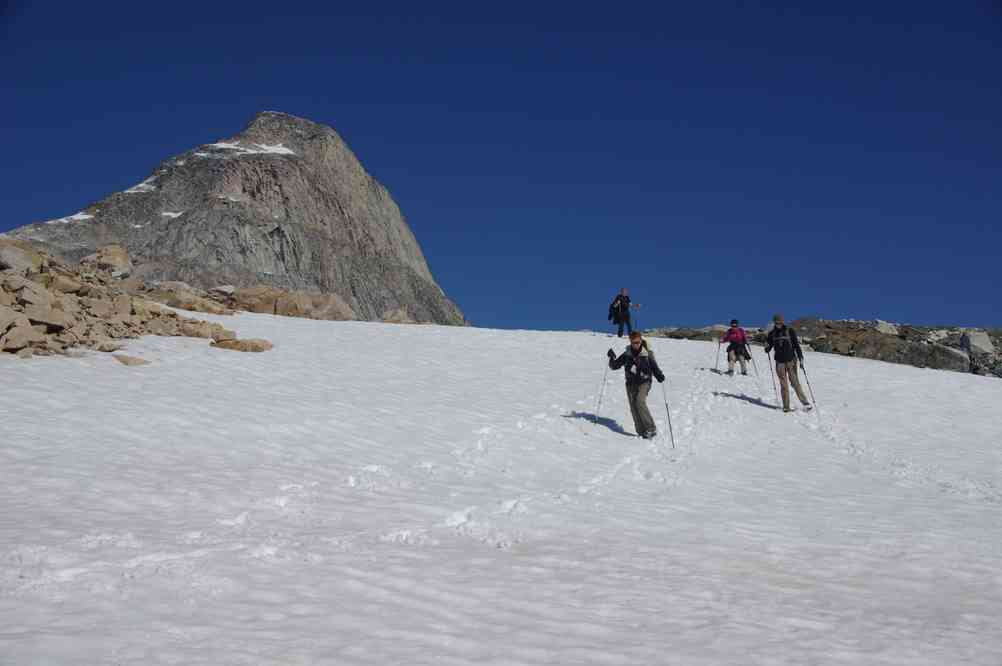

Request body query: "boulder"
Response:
[961, 329, 995, 356]
[22, 305, 73, 331]
[210, 338, 273, 352]
[0, 239, 46, 273]
[178, 319, 216, 338]
[113, 354, 150, 366]
[0, 306, 29, 334]
[211, 326, 237, 342]
[874, 320, 899, 336]
[1, 323, 46, 351]
[94, 339, 125, 352]
[81, 297, 113, 318]
[131, 298, 170, 318]
[3, 274, 53, 309]
[144, 281, 233, 315]
[229, 285, 285, 314]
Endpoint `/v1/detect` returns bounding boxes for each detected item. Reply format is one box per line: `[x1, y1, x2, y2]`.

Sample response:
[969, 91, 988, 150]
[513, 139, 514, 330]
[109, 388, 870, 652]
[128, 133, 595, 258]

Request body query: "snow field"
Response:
[1, 313, 1000, 665]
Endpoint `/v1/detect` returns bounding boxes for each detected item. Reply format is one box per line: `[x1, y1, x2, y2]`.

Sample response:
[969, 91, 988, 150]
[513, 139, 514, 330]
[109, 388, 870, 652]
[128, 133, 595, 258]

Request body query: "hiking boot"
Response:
[725, 370, 734, 376]
[783, 407, 792, 413]
[741, 371, 748, 376]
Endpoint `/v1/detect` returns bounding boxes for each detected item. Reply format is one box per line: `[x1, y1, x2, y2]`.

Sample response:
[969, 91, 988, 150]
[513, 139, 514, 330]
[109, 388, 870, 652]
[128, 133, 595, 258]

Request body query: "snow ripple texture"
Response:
[1, 314, 1000, 665]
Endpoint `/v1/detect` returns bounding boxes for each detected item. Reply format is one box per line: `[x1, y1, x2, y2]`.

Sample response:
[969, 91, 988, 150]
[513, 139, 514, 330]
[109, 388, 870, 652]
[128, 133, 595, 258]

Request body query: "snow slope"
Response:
[2, 313, 1000, 665]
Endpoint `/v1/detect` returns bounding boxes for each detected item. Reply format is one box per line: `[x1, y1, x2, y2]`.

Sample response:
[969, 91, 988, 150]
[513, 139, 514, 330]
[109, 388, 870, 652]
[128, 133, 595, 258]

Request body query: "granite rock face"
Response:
[5, 111, 464, 325]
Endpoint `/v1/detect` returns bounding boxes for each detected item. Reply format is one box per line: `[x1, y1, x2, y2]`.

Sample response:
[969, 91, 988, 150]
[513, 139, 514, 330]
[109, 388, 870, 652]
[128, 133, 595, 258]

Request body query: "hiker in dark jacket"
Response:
[607, 331, 665, 438]
[763, 313, 811, 412]
[719, 318, 751, 375]
[608, 288, 640, 337]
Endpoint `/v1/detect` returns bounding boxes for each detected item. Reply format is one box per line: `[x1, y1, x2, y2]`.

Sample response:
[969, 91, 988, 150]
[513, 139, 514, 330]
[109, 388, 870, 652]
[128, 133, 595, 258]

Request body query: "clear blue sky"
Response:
[3, 1, 1000, 330]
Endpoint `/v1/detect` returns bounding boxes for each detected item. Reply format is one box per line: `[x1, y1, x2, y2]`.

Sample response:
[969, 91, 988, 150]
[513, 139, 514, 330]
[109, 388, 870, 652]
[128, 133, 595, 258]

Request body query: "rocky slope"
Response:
[0, 239, 271, 360]
[646, 319, 1001, 378]
[4, 111, 464, 325]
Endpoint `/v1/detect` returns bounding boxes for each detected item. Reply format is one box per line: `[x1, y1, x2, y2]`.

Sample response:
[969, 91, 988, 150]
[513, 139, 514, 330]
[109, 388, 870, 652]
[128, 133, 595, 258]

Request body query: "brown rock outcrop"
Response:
[0, 241, 251, 359]
[210, 338, 273, 352]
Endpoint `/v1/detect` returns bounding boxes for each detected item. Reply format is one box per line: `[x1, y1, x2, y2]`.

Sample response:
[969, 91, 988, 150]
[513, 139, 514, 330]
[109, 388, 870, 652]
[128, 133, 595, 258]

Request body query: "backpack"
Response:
[773, 327, 794, 353]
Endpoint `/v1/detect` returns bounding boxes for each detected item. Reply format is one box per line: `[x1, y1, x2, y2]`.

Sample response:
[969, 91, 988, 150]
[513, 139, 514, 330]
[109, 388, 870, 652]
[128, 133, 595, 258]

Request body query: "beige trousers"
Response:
[727, 349, 748, 374]
[775, 360, 810, 409]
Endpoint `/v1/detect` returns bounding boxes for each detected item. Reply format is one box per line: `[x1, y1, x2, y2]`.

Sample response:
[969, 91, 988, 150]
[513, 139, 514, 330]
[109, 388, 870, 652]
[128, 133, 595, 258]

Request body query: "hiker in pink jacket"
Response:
[719, 319, 751, 375]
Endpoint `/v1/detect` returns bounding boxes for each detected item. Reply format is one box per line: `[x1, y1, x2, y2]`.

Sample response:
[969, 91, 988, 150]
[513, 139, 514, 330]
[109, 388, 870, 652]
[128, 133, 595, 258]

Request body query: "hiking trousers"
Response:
[617, 316, 633, 338]
[775, 359, 810, 410]
[727, 348, 748, 374]
[625, 381, 656, 436]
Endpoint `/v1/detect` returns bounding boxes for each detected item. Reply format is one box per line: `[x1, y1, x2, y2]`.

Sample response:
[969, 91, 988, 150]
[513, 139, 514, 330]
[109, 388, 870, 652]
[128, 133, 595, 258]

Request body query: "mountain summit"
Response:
[7, 111, 464, 324]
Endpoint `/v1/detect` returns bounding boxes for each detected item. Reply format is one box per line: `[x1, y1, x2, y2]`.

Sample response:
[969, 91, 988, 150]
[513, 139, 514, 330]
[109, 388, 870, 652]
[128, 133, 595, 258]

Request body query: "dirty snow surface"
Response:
[2, 314, 1001, 665]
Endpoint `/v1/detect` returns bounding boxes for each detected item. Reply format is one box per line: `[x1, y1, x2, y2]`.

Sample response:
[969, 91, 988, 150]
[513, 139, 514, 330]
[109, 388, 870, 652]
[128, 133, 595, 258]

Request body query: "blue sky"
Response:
[3, 2, 1000, 329]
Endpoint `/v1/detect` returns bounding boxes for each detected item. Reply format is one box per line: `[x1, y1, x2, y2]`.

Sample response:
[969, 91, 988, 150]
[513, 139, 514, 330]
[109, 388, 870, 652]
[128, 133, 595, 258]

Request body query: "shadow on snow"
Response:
[563, 411, 634, 436]
[712, 391, 779, 411]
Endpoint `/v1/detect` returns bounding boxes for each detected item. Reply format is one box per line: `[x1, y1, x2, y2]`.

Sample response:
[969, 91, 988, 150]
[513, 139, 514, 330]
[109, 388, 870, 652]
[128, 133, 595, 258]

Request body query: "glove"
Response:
[607, 349, 616, 360]
[655, 372, 665, 383]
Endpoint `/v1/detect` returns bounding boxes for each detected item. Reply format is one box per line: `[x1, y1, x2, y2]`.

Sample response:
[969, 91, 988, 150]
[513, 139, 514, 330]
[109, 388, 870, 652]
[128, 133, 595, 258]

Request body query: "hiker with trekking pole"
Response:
[719, 319, 751, 376]
[607, 331, 666, 440]
[763, 313, 813, 413]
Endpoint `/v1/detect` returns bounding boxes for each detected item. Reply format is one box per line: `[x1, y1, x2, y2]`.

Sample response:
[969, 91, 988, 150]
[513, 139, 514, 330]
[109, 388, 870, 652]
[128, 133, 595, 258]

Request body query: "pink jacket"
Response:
[720, 327, 747, 344]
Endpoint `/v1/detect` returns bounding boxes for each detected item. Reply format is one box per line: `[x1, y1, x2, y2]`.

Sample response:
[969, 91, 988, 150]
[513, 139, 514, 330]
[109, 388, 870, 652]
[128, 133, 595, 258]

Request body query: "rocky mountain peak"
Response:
[5, 112, 464, 325]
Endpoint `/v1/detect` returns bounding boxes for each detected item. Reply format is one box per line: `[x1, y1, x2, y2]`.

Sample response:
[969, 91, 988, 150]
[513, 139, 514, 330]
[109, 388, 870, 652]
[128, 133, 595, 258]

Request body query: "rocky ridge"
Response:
[645, 319, 1001, 378]
[3, 111, 464, 326]
[0, 239, 269, 360]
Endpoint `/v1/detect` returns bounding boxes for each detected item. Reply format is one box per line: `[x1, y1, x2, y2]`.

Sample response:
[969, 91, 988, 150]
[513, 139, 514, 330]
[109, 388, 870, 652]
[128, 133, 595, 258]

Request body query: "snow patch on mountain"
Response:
[44, 212, 94, 225]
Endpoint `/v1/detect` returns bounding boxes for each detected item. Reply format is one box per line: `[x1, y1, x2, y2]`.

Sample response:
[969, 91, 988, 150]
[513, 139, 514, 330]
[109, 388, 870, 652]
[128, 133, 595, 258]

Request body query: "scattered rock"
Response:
[874, 320, 899, 336]
[210, 338, 273, 352]
[0, 242, 252, 359]
[114, 354, 150, 366]
[94, 339, 125, 353]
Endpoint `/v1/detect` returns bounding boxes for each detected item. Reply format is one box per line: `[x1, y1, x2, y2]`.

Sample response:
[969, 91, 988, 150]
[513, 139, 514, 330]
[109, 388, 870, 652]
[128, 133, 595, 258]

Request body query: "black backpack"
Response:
[773, 327, 794, 353]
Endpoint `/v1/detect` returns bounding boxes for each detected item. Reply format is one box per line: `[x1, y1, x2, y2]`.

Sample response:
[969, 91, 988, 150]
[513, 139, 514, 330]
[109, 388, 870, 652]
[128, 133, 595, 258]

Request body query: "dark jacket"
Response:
[610, 342, 665, 385]
[608, 294, 631, 323]
[764, 325, 803, 364]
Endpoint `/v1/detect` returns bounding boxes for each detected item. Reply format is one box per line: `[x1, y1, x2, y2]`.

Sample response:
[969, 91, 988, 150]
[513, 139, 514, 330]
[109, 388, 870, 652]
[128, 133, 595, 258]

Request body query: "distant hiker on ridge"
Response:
[719, 319, 751, 376]
[607, 331, 665, 439]
[608, 288, 640, 338]
[764, 313, 812, 413]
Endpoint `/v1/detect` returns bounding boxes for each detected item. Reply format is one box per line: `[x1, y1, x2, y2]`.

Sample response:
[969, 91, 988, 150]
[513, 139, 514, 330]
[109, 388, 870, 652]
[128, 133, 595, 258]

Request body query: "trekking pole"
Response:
[766, 350, 780, 407]
[799, 358, 820, 414]
[595, 362, 610, 416]
[715, 341, 721, 372]
[659, 381, 676, 449]
[747, 344, 760, 378]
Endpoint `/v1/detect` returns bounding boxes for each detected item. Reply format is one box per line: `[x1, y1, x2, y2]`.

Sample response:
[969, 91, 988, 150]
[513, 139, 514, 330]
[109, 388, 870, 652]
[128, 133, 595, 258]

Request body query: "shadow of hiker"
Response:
[713, 391, 779, 410]
[698, 367, 726, 375]
[564, 411, 634, 436]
